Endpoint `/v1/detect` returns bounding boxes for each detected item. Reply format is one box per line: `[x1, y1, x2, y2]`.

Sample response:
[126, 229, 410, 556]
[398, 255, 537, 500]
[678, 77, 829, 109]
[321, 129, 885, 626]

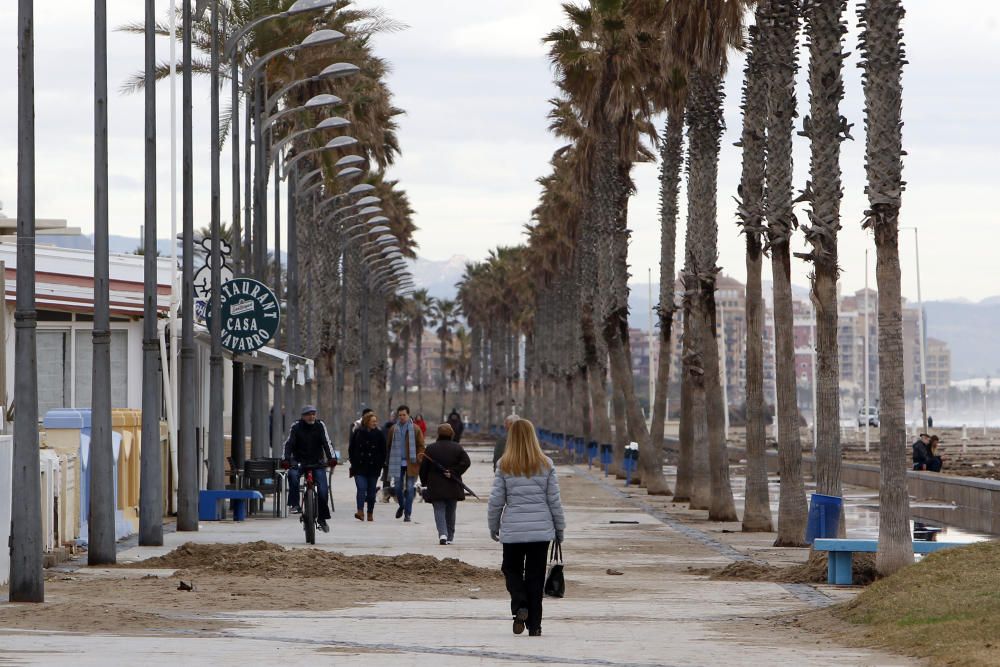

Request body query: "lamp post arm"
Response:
[225, 13, 278, 57]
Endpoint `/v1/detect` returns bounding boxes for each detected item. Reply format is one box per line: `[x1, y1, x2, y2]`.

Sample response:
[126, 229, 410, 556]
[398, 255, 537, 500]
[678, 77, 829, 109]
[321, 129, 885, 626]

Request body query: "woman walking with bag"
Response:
[419, 423, 471, 545]
[348, 411, 387, 521]
[487, 418, 566, 637]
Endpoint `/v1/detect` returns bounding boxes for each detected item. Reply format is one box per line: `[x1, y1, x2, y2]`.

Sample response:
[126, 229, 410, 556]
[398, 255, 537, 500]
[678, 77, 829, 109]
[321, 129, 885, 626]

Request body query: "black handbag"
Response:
[544, 541, 565, 598]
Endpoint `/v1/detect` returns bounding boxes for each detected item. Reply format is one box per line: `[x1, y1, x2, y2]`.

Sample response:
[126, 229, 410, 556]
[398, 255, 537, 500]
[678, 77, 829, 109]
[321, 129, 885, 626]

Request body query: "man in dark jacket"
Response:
[283, 405, 336, 531]
[419, 423, 471, 545]
[912, 433, 931, 471]
[447, 410, 465, 444]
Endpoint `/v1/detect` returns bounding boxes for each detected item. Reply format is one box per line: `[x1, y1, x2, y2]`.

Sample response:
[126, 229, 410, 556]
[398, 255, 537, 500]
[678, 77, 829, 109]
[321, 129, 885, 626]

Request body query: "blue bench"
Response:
[813, 538, 965, 585]
[198, 490, 264, 522]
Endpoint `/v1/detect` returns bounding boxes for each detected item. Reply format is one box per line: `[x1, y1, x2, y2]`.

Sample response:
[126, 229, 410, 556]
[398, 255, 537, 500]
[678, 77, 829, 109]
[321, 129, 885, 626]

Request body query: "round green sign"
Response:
[209, 278, 280, 353]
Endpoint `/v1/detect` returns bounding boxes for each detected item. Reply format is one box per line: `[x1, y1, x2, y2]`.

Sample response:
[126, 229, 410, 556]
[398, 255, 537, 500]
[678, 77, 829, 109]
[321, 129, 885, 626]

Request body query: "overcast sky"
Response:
[0, 1, 997, 302]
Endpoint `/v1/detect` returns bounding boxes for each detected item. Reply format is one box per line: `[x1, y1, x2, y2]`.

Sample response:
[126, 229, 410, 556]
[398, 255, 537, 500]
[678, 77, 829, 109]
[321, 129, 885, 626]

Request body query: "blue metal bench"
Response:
[198, 490, 264, 522]
[813, 538, 965, 585]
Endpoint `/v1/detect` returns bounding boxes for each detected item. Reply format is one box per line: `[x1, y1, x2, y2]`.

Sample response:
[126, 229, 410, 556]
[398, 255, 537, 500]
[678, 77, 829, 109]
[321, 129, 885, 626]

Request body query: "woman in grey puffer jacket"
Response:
[488, 418, 566, 637]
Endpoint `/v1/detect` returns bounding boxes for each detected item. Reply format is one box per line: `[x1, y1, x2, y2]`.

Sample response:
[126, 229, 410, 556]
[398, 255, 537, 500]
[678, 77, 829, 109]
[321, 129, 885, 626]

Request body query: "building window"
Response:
[36, 326, 129, 417]
[37, 330, 71, 415]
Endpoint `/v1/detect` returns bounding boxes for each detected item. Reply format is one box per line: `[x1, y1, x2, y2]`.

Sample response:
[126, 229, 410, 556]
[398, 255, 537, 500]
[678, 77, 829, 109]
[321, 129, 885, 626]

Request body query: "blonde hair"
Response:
[364, 413, 379, 429]
[498, 419, 551, 477]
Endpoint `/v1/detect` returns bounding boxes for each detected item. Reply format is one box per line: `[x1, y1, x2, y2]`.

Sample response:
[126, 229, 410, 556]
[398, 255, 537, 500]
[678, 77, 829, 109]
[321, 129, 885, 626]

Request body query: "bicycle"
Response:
[297, 463, 331, 545]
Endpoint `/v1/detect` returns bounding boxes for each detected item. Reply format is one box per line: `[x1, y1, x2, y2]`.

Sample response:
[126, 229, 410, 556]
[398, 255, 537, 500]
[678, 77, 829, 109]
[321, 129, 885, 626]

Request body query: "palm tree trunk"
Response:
[860, 0, 912, 576]
[646, 108, 684, 496]
[802, 0, 848, 535]
[416, 328, 424, 414]
[402, 335, 410, 404]
[675, 306, 695, 502]
[685, 68, 737, 521]
[702, 286, 738, 521]
[765, 0, 808, 547]
[744, 239, 773, 531]
[736, 9, 774, 532]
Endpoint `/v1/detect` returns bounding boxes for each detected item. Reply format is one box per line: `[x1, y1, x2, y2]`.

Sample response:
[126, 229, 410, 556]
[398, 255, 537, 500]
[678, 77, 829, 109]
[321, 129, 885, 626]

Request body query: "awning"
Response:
[194, 326, 312, 384]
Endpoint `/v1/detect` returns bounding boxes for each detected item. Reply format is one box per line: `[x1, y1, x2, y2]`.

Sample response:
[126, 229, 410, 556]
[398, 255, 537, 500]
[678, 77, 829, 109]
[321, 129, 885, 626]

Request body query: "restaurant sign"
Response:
[208, 278, 280, 353]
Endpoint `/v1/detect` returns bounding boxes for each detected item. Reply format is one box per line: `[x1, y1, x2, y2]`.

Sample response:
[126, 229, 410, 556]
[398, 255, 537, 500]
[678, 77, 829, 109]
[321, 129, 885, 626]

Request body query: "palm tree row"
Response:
[456, 0, 911, 576]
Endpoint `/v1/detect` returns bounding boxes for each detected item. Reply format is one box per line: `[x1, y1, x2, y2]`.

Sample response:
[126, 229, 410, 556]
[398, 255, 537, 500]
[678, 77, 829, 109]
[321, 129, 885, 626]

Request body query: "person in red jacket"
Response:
[414, 414, 428, 436]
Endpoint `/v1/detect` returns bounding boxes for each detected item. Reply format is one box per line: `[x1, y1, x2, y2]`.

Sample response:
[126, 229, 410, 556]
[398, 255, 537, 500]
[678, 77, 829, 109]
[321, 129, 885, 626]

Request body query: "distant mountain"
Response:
[41, 234, 176, 257]
[405, 255, 469, 300]
[923, 301, 1000, 380]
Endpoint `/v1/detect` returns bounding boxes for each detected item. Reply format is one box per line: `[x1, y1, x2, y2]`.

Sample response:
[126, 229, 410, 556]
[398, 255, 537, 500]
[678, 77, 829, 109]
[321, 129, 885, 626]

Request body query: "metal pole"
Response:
[177, 0, 199, 531]
[88, 0, 116, 566]
[271, 158, 283, 457]
[168, 0, 180, 505]
[207, 0, 224, 492]
[913, 228, 928, 431]
[360, 277, 370, 410]
[251, 74, 267, 458]
[10, 0, 44, 602]
[864, 248, 870, 453]
[139, 0, 163, 546]
[229, 33, 245, 476]
[287, 166, 300, 411]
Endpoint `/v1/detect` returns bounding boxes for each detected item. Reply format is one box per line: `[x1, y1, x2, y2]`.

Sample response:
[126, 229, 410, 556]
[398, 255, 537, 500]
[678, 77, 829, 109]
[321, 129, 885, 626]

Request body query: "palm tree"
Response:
[408, 289, 434, 414]
[762, 0, 808, 547]
[798, 0, 850, 530]
[431, 299, 460, 421]
[858, 0, 911, 576]
[735, 6, 774, 532]
[667, 0, 750, 520]
[450, 325, 472, 415]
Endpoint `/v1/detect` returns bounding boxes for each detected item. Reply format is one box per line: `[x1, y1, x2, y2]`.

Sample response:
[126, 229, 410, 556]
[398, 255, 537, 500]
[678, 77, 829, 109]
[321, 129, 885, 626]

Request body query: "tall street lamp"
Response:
[177, 0, 198, 532]
[207, 0, 225, 498]
[901, 226, 927, 431]
[90, 0, 116, 565]
[139, 0, 163, 547]
[11, 0, 44, 603]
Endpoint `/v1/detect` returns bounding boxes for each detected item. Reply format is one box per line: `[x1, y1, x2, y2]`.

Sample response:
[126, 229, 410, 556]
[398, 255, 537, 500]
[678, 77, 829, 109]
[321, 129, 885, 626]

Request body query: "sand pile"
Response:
[127, 541, 501, 584]
[704, 552, 878, 586]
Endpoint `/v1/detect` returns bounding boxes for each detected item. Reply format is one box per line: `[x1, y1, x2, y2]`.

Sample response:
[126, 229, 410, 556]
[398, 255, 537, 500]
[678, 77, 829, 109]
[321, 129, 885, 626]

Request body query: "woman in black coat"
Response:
[419, 423, 471, 545]
[349, 412, 387, 521]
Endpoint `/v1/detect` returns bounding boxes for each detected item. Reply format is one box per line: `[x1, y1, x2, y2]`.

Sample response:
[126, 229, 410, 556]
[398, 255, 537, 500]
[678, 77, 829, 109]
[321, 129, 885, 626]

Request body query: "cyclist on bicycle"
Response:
[282, 405, 337, 532]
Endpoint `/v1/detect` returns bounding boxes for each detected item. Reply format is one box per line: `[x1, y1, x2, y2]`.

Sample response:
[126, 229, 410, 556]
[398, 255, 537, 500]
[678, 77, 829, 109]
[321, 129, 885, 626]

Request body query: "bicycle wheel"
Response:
[304, 485, 316, 545]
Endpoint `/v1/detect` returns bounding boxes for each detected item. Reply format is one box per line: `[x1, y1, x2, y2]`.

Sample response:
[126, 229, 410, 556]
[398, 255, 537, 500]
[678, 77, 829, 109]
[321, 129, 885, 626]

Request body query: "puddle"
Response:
[667, 464, 996, 544]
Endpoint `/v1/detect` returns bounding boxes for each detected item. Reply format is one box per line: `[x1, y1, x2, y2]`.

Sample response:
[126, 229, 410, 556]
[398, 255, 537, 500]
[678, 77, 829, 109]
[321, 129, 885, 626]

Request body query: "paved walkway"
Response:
[0, 444, 913, 666]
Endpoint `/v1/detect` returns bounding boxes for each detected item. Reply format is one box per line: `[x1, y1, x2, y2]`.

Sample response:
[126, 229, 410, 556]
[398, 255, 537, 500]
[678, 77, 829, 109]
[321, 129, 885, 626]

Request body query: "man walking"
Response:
[385, 405, 425, 522]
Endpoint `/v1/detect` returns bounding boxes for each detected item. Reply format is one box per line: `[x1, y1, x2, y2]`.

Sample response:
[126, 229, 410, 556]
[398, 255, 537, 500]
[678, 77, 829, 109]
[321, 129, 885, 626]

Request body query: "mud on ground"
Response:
[0, 543, 505, 637]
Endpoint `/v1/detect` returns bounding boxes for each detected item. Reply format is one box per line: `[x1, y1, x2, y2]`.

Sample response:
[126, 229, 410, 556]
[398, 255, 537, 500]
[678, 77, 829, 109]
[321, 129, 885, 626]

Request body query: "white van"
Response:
[858, 406, 880, 427]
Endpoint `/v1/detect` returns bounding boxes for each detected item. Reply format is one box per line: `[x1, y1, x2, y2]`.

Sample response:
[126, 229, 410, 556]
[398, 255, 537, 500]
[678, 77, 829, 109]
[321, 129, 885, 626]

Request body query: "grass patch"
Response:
[832, 541, 1000, 666]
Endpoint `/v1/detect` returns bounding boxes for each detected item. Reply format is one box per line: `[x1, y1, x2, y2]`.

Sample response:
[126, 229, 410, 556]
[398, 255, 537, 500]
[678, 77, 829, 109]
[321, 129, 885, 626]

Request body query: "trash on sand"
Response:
[606, 569, 624, 576]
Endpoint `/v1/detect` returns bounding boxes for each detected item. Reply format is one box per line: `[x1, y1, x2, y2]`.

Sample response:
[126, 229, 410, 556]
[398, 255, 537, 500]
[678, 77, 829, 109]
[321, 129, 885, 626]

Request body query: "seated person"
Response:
[912, 433, 931, 470]
[927, 436, 944, 472]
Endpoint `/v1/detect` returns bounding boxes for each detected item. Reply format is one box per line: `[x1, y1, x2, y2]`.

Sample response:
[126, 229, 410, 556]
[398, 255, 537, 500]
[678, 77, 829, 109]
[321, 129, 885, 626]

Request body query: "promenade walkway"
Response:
[0, 443, 911, 666]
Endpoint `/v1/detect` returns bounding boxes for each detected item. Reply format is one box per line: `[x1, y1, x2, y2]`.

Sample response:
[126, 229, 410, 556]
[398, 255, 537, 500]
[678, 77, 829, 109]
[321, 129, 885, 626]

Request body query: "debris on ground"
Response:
[695, 552, 878, 586]
[606, 569, 624, 576]
[125, 541, 501, 585]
